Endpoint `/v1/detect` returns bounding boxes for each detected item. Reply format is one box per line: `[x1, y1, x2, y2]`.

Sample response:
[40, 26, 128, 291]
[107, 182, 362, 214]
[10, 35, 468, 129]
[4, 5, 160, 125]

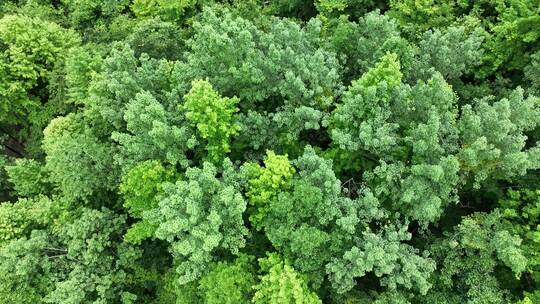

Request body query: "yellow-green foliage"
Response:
[245, 150, 295, 230]
[199, 254, 256, 304]
[120, 160, 174, 243]
[183, 79, 240, 163]
[131, 0, 198, 21]
[0, 14, 79, 124]
[253, 253, 322, 304]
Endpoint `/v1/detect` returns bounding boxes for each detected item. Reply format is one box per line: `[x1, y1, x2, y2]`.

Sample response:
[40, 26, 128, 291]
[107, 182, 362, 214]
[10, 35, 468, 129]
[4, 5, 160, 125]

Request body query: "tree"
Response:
[183, 80, 240, 163]
[86, 43, 198, 171]
[331, 53, 461, 223]
[119, 160, 174, 244]
[180, 7, 340, 154]
[43, 208, 140, 303]
[63, 44, 104, 105]
[330, 53, 402, 158]
[131, 0, 206, 22]
[143, 159, 248, 284]
[183, 8, 340, 109]
[389, 0, 540, 79]
[124, 17, 186, 60]
[264, 146, 434, 294]
[316, 0, 388, 20]
[0, 14, 79, 126]
[426, 211, 527, 304]
[253, 253, 322, 304]
[112, 90, 197, 170]
[42, 114, 118, 203]
[5, 159, 50, 197]
[0, 195, 63, 247]
[524, 50, 540, 97]
[458, 88, 540, 188]
[410, 25, 484, 83]
[322, 11, 414, 84]
[85, 43, 178, 133]
[60, 0, 131, 30]
[0, 203, 142, 303]
[243, 150, 295, 230]
[499, 189, 540, 291]
[199, 254, 257, 304]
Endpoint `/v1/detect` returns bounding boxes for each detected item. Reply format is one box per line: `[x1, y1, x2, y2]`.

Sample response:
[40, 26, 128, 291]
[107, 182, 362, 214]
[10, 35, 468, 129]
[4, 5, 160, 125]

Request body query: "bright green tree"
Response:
[5, 159, 50, 197]
[253, 253, 322, 304]
[243, 150, 295, 230]
[131, 0, 205, 21]
[183, 79, 240, 163]
[120, 160, 175, 244]
[0, 14, 79, 125]
[199, 254, 257, 304]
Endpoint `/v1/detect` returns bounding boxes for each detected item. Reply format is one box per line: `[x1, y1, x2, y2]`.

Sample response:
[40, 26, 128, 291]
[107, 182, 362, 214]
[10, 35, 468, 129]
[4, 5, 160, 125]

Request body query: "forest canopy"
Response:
[1, 0, 540, 303]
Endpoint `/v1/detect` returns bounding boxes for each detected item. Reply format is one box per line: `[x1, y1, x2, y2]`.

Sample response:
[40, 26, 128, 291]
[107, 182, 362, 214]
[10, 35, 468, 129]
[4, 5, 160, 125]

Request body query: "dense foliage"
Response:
[1, 0, 540, 303]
